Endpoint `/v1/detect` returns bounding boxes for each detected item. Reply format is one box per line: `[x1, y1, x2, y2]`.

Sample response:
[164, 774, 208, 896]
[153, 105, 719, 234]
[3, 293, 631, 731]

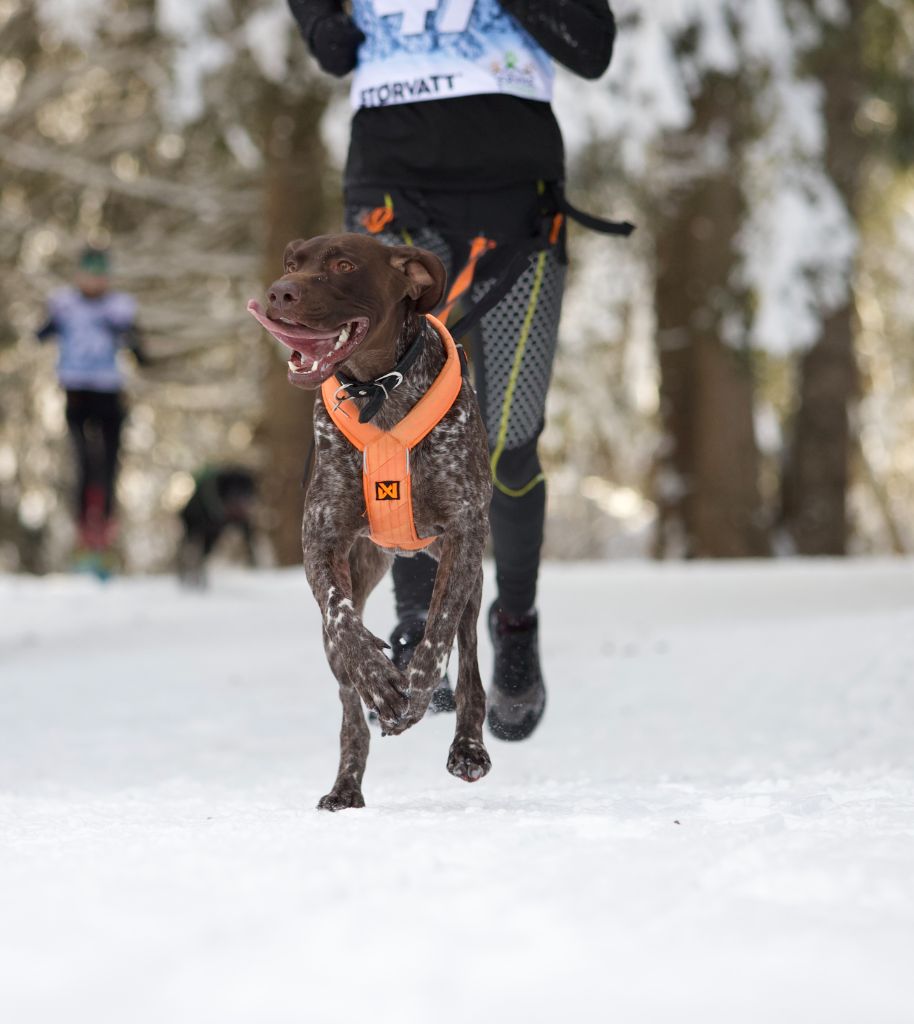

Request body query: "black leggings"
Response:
[65, 389, 124, 521]
[346, 185, 566, 618]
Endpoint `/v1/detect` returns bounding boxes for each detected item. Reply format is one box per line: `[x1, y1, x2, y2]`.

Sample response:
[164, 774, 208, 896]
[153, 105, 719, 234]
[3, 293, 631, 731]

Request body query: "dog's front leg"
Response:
[386, 523, 488, 735]
[304, 546, 410, 732]
[447, 566, 491, 783]
[317, 659, 370, 811]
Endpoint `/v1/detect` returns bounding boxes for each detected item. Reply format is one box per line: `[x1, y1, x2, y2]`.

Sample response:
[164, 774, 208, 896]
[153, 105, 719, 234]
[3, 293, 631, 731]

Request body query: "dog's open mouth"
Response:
[246, 301, 369, 386]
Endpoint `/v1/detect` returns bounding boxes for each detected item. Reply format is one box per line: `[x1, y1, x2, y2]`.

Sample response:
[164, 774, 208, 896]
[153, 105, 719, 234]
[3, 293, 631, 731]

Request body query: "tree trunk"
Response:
[255, 88, 334, 566]
[781, 3, 865, 555]
[653, 75, 770, 558]
[781, 304, 857, 554]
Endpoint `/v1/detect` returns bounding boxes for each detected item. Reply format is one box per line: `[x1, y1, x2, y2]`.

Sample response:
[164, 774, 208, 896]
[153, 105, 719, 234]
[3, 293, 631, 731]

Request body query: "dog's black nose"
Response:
[267, 278, 301, 310]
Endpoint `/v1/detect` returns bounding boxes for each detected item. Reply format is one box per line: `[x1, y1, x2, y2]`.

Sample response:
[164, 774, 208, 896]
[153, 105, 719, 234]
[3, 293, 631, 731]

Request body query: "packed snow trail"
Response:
[2, 561, 913, 1023]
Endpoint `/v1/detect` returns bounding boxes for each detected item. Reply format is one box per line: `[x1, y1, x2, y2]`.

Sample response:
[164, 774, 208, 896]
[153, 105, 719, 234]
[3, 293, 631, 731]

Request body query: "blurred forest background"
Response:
[1, 0, 913, 574]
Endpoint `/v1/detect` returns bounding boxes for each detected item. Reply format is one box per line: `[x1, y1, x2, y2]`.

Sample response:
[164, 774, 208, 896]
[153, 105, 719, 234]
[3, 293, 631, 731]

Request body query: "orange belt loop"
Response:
[549, 213, 565, 246]
[362, 193, 396, 235]
[439, 234, 497, 325]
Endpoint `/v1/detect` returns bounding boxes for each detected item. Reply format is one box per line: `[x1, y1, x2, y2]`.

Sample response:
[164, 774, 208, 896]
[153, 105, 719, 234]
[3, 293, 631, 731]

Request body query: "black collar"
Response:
[333, 321, 428, 424]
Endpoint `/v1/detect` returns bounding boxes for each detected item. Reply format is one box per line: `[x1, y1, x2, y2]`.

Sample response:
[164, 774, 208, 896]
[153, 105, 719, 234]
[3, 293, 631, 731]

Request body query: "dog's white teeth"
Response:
[287, 359, 296, 372]
[310, 359, 319, 372]
[333, 324, 352, 352]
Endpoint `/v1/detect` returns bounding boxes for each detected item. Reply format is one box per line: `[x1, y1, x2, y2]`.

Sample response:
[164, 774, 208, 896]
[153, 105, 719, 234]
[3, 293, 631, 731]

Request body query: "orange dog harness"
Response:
[321, 314, 463, 551]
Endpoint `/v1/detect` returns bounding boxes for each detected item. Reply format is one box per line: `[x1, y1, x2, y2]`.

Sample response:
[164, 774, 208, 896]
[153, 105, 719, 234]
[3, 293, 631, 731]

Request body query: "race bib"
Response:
[350, 0, 554, 109]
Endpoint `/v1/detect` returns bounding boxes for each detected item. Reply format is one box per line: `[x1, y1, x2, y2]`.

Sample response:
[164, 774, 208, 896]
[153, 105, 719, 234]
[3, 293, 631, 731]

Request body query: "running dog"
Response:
[248, 234, 492, 810]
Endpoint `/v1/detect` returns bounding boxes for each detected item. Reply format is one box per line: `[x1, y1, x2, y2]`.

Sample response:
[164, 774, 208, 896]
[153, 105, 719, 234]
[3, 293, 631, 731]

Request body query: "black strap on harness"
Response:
[551, 188, 636, 239]
[448, 183, 635, 340]
[333, 319, 428, 424]
[448, 237, 545, 340]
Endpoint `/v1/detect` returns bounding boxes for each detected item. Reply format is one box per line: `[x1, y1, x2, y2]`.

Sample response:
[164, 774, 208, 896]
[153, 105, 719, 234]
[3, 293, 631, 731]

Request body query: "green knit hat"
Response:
[78, 246, 110, 275]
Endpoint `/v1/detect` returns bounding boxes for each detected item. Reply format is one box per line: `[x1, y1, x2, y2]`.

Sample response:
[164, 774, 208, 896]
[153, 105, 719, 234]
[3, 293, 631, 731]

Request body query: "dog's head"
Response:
[247, 233, 447, 390]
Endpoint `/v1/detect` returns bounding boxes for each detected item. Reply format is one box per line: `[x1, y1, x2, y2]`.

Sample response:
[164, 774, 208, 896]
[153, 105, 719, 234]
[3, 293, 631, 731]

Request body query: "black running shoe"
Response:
[486, 603, 546, 741]
[389, 615, 456, 714]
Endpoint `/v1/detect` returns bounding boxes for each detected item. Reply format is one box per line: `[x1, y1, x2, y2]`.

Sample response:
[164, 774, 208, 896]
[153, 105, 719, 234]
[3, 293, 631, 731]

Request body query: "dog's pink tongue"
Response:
[246, 300, 339, 349]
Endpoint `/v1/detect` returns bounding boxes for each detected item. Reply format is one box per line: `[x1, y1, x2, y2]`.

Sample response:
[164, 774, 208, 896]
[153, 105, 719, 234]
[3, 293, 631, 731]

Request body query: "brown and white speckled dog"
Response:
[248, 233, 492, 811]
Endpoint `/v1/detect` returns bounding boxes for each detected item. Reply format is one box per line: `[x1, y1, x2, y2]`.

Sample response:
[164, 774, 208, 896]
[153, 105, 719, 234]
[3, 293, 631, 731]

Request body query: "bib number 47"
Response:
[374, 0, 475, 36]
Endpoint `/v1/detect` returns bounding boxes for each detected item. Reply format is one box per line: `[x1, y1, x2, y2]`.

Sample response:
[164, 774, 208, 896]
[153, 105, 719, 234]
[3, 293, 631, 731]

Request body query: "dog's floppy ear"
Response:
[388, 246, 447, 314]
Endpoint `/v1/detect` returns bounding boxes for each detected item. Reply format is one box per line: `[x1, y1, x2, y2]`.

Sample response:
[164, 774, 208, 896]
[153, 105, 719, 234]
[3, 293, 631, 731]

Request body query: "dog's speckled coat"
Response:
[257, 234, 492, 810]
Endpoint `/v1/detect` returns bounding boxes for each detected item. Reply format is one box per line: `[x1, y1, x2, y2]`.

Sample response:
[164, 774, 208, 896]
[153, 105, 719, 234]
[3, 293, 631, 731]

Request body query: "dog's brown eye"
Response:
[334, 260, 356, 273]
[285, 262, 297, 273]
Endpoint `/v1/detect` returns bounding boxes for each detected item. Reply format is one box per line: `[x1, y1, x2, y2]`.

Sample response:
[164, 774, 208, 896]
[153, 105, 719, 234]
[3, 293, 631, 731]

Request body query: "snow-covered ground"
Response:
[2, 560, 913, 1023]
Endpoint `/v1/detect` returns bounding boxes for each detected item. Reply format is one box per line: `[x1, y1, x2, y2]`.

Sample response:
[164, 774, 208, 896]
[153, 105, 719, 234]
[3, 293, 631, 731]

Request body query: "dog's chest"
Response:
[312, 391, 488, 543]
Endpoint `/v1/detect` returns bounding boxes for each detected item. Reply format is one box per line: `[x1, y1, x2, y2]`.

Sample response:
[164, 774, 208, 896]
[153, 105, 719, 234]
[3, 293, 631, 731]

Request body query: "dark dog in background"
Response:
[249, 233, 492, 810]
[177, 466, 257, 586]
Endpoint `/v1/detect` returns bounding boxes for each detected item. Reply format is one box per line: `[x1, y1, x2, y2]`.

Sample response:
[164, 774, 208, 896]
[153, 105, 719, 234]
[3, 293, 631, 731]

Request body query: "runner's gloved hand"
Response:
[498, 0, 615, 79]
[312, 13, 365, 76]
[288, 1, 364, 77]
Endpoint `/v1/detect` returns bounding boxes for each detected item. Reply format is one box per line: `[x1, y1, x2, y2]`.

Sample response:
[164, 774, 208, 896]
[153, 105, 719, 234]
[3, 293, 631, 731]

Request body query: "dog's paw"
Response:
[317, 786, 365, 811]
[380, 681, 436, 735]
[447, 736, 492, 783]
[380, 706, 423, 737]
[354, 655, 410, 732]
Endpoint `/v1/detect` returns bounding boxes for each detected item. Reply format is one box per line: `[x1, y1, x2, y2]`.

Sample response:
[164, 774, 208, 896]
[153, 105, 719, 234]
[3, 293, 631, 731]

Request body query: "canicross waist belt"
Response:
[321, 314, 463, 551]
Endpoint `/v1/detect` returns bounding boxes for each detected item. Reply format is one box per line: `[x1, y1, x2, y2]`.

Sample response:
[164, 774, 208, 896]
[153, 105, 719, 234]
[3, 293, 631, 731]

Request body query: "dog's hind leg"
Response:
[318, 539, 392, 812]
[447, 567, 491, 783]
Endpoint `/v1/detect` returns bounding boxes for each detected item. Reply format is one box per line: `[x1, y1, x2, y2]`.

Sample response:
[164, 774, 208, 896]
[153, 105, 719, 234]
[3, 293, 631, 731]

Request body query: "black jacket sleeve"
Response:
[287, 0, 364, 77]
[36, 317, 58, 341]
[122, 325, 150, 367]
[498, 0, 615, 79]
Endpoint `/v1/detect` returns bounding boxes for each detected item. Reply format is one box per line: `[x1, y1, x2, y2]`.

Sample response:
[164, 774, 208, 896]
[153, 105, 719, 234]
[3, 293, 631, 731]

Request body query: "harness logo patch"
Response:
[375, 481, 400, 501]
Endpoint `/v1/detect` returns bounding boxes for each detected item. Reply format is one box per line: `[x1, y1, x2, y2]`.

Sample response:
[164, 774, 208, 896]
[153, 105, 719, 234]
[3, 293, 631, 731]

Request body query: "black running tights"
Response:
[65, 389, 124, 521]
